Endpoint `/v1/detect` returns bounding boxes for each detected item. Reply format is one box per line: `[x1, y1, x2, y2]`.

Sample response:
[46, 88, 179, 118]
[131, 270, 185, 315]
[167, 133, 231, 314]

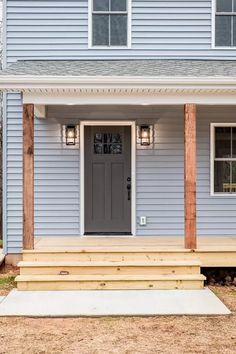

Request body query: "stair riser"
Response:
[23, 252, 195, 262]
[17, 279, 204, 291]
[20, 265, 200, 276]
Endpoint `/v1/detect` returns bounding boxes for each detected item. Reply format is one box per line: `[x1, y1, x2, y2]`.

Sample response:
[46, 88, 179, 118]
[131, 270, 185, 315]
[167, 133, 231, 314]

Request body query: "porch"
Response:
[2, 59, 236, 290]
[14, 235, 236, 290]
[33, 236, 236, 267]
[21, 103, 236, 249]
[18, 103, 236, 290]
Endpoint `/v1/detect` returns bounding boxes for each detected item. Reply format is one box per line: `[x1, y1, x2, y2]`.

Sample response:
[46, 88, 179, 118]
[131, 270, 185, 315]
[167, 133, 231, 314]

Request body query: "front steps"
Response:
[16, 249, 206, 291]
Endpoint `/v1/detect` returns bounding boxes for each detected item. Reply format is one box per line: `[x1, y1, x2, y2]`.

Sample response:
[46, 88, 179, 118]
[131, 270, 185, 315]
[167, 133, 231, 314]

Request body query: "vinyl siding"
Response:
[196, 111, 236, 236]
[136, 117, 184, 236]
[6, 93, 23, 253]
[5, 0, 236, 62]
[34, 119, 80, 238]
[137, 111, 236, 237]
[5, 93, 80, 254]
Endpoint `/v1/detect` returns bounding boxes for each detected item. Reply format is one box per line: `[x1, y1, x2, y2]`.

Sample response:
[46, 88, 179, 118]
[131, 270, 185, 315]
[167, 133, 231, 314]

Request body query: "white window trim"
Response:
[211, 0, 216, 48]
[210, 123, 236, 197]
[88, 0, 132, 49]
[212, 0, 236, 49]
[80, 120, 136, 236]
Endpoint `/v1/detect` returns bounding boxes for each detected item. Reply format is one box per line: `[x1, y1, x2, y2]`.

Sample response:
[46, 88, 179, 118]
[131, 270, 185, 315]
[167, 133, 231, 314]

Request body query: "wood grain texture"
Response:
[184, 104, 197, 249]
[23, 104, 34, 250]
[22, 236, 236, 267]
[16, 274, 205, 291]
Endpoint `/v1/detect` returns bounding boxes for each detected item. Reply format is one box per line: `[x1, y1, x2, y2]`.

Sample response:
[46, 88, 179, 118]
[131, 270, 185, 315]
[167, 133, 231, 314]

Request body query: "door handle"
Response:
[127, 183, 131, 201]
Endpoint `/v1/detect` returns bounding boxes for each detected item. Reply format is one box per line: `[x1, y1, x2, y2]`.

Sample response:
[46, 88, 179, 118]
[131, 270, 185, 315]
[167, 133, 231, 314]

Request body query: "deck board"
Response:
[35, 236, 236, 251]
[33, 236, 236, 267]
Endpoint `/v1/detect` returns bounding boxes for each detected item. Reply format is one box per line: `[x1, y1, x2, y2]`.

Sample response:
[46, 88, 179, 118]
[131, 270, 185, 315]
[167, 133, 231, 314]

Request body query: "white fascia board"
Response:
[23, 91, 236, 105]
[1, 75, 236, 90]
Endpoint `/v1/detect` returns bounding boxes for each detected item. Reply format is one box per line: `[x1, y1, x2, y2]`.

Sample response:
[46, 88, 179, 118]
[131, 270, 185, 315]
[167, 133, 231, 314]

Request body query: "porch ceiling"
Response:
[45, 104, 236, 121]
[47, 104, 183, 120]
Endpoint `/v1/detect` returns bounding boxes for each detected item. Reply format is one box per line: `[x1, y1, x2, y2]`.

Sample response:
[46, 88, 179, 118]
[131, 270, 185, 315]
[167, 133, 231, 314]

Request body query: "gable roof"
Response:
[1, 59, 236, 77]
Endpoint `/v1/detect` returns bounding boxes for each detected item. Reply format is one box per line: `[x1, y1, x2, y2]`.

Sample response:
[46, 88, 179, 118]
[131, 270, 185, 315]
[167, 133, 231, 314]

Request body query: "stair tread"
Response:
[18, 260, 201, 267]
[23, 248, 193, 254]
[16, 274, 206, 282]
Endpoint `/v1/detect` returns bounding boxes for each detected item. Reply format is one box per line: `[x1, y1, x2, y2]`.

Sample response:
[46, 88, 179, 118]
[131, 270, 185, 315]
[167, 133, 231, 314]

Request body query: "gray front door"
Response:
[85, 126, 131, 234]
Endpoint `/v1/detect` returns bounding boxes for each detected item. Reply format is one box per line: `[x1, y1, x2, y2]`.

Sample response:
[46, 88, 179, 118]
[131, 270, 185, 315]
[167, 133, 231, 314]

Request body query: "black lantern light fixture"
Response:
[65, 125, 76, 145]
[140, 125, 151, 146]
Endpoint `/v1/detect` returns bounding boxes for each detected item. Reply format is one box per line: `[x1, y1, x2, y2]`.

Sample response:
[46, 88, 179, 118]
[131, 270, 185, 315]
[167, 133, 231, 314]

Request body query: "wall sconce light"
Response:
[65, 125, 77, 145]
[139, 125, 151, 146]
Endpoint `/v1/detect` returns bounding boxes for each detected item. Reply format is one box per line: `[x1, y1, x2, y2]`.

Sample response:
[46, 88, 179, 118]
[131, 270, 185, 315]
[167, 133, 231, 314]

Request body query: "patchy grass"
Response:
[0, 275, 16, 295]
[0, 276, 16, 287]
[0, 265, 18, 296]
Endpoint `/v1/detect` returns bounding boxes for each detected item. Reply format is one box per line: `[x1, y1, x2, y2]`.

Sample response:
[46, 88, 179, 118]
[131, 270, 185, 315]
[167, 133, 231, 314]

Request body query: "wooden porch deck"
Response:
[33, 236, 236, 267]
[16, 236, 236, 290]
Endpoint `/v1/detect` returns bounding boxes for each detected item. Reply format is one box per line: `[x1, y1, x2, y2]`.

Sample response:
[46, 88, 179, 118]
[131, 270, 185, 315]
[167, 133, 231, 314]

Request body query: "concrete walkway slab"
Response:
[0, 288, 230, 317]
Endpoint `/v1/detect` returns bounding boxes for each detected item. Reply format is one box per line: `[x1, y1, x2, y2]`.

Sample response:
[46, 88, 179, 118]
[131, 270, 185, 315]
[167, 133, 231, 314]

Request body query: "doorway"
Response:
[84, 125, 131, 234]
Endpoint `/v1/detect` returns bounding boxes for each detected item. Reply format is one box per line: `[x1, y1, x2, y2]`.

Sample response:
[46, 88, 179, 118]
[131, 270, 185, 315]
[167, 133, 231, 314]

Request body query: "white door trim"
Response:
[80, 120, 136, 236]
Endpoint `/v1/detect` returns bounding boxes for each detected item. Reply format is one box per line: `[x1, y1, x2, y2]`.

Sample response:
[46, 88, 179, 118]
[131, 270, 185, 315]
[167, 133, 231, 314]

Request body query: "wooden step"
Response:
[16, 274, 206, 291]
[22, 249, 196, 262]
[18, 260, 201, 276]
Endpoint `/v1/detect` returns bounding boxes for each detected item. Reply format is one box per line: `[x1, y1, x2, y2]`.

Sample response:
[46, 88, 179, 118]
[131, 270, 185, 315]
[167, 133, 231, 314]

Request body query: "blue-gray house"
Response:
[0, 0, 236, 290]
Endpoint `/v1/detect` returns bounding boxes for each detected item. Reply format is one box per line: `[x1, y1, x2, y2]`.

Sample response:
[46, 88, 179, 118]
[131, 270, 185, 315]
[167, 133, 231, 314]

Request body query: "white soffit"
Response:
[0, 76, 236, 105]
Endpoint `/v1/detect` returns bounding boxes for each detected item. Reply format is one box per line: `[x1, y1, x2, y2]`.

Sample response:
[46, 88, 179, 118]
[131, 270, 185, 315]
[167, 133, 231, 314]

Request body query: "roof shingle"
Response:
[1, 59, 236, 77]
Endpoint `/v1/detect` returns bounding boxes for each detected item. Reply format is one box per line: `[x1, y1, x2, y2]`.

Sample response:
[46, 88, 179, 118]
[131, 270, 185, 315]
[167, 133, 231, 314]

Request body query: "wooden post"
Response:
[23, 104, 34, 249]
[184, 104, 197, 249]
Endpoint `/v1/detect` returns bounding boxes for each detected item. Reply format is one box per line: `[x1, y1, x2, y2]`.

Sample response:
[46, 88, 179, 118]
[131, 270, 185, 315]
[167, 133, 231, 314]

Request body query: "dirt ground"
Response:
[0, 281, 235, 354]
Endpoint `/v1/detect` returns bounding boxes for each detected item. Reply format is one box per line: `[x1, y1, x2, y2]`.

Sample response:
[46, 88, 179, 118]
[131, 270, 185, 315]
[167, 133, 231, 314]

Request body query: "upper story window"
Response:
[211, 124, 236, 195]
[215, 0, 236, 46]
[91, 0, 129, 47]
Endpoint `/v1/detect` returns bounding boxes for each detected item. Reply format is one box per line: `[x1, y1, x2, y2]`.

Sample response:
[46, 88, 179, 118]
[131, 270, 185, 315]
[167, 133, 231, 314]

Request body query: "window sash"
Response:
[215, 14, 236, 46]
[215, 0, 236, 46]
[213, 126, 236, 194]
[92, 0, 127, 13]
[214, 127, 236, 159]
[92, 0, 128, 47]
[216, 0, 236, 13]
[92, 14, 127, 46]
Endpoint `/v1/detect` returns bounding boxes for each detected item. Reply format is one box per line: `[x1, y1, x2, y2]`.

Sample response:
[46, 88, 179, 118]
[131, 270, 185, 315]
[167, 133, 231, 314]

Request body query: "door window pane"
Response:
[110, 15, 127, 46]
[94, 144, 103, 154]
[110, 144, 122, 154]
[93, 0, 109, 11]
[104, 133, 112, 143]
[234, 0, 236, 11]
[216, 0, 232, 12]
[112, 133, 122, 143]
[94, 133, 103, 143]
[215, 127, 231, 158]
[94, 133, 122, 154]
[111, 0, 127, 11]
[214, 161, 230, 193]
[215, 16, 232, 46]
[92, 15, 109, 46]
